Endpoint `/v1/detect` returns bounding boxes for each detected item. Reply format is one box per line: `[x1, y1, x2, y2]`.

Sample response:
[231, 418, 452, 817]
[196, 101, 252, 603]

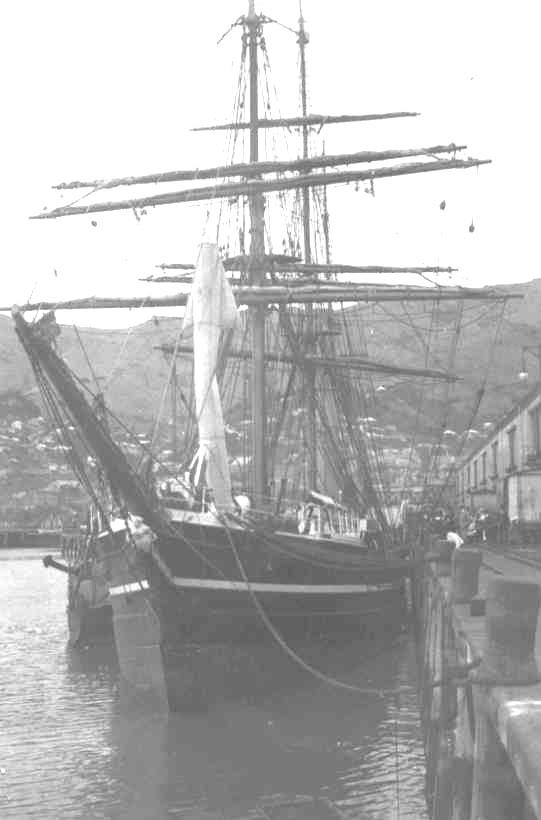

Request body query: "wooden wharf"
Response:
[419, 539, 541, 819]
[0, 527, 62, 548]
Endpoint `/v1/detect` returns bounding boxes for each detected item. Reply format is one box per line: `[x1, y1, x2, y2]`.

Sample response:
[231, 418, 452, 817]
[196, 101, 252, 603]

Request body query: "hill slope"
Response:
[1, 277, 539, 438]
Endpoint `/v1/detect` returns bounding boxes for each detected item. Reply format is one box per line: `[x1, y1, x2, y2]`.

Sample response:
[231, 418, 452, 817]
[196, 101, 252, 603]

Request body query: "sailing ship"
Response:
[10, 3, 509, 708]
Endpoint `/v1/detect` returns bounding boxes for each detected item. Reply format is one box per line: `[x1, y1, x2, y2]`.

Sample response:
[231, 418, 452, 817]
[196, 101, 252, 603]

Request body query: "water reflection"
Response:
[1, 550, 427, 819]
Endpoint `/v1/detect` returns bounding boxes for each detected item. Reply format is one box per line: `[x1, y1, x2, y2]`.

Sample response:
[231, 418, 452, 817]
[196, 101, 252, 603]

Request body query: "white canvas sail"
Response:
[183, 243, 238, 509]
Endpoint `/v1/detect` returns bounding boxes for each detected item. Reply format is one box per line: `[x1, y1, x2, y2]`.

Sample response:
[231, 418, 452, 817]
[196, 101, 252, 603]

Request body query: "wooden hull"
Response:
[67, 601, 114, 647]
[102, 522, 412, 709]
[109, 581, 407, 710]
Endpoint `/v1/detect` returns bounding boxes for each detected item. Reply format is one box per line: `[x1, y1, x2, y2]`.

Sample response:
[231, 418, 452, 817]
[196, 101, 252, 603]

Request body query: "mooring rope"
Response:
[217, 511, 418, 698]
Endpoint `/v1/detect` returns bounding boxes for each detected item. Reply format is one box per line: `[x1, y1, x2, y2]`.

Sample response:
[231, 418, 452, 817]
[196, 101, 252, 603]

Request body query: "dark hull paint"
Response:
[158, 520, 413, 584]
[67, 602, 114, 647]
[110, 575, 407, 710]
[75, 522, 413, 709]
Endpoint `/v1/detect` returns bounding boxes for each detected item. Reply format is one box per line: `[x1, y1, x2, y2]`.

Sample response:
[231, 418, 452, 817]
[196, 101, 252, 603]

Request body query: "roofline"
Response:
[459, 380, 541, 467]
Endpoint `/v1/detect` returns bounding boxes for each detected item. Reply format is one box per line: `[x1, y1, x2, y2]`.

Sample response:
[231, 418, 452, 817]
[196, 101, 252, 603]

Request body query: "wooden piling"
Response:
[425, 588, 447, 814]
[470, 690, 525, 820]
[451, 548, 482, 604]
[428, 538, 454, 578]
[469, 578, 541, 818]
[421, 549, 541, 820]
[522, 796, 538, 820]
[433, 730, 455, 820]
[450, 684, 474, 820]
[474, 578, 541, 685]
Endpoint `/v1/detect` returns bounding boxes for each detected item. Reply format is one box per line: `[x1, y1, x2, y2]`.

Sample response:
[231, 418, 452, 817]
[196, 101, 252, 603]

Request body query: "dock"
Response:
[0, 527, 62, 548]
[419, 539, 541, 819]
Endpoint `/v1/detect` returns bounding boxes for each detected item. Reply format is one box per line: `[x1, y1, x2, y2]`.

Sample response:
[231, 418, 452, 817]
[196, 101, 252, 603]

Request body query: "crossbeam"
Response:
[51, 144, 464, 190]
[141, 263, 458, 282]
[157, 342, 459, 382]
[2, 285, 519, 313]
[32, 158, 491, 220]
[191, 112, 420, 131]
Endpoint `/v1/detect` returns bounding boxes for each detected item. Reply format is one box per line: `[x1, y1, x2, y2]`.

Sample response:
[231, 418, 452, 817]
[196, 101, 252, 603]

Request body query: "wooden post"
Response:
[451, 548, 482, 604]
[451, 637, 475, 820]
[425, 591, 445, 812]
[429, 538, 454, 578]
[431, 595, 444, 721]
[522, 796, 538, 820]
[474, 578, 541, 685]
[432, 605, 457, 820]
[470, 690, 524, 820]
[470, 578, 541, 820]
[451, 683, 474, 820]
[433, 730, 455, 820]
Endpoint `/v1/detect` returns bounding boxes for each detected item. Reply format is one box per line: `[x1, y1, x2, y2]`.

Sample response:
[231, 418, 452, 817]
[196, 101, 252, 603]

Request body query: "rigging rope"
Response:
[148, 321, 188, 452]
[101, 294, 152, 394]
[430, 298, 508, 511]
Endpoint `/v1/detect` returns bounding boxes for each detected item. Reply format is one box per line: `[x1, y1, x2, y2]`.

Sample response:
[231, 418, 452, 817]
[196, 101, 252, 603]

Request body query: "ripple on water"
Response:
[1, 550, 427, 819]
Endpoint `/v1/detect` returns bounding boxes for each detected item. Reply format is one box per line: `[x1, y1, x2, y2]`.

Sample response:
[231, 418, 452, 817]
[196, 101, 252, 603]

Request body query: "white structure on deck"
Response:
[183, 244, 239, 510]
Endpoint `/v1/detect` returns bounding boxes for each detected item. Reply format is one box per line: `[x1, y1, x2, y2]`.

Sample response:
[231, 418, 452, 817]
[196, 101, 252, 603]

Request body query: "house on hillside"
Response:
[0, 390, 40, 421]
[457, 382, 541, 536]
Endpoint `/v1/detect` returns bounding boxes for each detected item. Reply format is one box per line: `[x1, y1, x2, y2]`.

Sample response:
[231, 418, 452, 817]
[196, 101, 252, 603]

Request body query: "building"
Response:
[456, 382, 541, 533]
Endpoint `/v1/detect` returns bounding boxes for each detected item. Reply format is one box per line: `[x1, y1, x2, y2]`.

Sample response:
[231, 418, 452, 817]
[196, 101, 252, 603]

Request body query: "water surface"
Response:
[1, 550, 427, 819]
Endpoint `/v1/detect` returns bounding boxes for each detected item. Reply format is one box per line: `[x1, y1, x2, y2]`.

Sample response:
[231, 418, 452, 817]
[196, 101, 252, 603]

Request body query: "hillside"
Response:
[0, 278, 540, 524]
[1, 277, 540, 434]
[0, 314, 184, 427]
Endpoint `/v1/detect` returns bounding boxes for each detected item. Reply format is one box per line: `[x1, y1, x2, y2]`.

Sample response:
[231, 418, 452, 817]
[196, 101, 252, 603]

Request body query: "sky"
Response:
[0, 0, 539, 328]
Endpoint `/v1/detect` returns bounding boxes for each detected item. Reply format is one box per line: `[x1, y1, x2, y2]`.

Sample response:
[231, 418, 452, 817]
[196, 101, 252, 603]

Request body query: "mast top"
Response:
[298, 0, 307, 39]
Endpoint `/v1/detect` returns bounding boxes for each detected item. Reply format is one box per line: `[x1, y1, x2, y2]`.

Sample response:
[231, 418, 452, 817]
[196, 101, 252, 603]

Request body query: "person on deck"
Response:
[358, 513, 368, 545]
[446, 530, 464, 550]
[458, 506, 471, 539]
[496, 505, 508, 545]
[365, 517, 382, 551]
[476, 508, 489, 542]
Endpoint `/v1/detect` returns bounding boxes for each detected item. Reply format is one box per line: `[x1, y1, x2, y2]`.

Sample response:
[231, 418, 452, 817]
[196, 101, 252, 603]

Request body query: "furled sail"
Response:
[183, 244, 238, 509]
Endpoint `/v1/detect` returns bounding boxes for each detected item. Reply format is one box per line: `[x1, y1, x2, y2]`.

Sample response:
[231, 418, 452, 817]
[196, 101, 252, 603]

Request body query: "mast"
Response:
[299, 5, 311, 265]
[298, 3, 317, 490]
[171, 358, 178, 461]
[246, 0, 267, 505]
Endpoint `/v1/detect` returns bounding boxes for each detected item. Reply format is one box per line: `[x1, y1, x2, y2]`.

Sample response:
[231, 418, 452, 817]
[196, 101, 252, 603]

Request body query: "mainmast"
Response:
[298, 4, 318, 491]
[171, 357, 178, 461]
[246, 0, 267, 505]
[17, 3, 501, 519]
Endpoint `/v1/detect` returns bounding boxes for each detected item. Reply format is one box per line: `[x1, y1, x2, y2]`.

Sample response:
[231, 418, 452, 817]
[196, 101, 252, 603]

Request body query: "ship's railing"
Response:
[160, 479, 375, 539]
[61, 531, 86, 566]
[235, 492, 366, 539]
